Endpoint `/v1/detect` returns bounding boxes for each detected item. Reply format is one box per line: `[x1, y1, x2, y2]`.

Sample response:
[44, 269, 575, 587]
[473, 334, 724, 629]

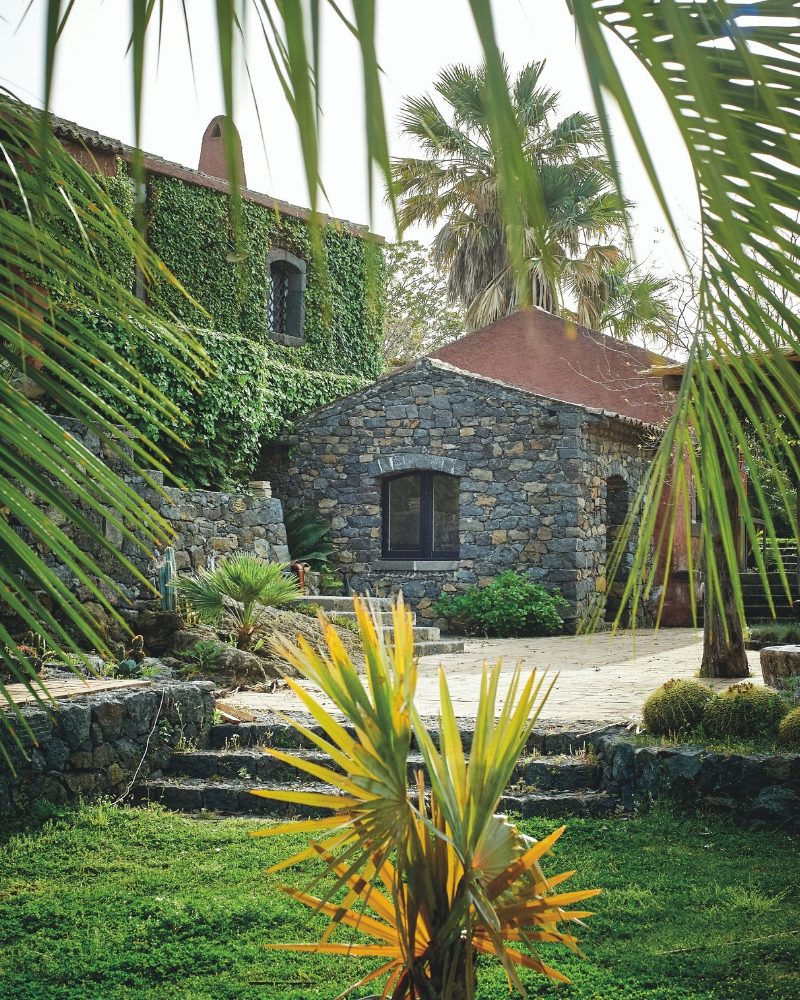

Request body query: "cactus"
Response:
[157, 546, 178, 611]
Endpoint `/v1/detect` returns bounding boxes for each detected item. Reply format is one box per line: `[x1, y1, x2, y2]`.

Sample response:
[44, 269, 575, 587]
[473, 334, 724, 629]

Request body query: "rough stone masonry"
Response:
[266, 358, 657, 629]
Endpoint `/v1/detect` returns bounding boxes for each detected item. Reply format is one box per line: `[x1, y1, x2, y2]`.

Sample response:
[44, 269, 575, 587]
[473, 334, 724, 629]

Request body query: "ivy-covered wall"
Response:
[145, 176, 384, 378]
[42, 158, 136, 300]
[46, 155, 385, 487]
[78, 315, 366, 488]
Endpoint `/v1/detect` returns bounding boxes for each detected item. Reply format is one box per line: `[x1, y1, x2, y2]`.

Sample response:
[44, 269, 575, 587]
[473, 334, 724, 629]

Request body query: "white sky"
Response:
[1, 0, 700, 275]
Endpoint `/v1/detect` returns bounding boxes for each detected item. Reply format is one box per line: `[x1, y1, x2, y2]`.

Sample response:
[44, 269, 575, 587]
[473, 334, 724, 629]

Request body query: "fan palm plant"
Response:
[253, 595, 598, 998]
[177, 553, 300, 650]
[391, 60, 637, 332]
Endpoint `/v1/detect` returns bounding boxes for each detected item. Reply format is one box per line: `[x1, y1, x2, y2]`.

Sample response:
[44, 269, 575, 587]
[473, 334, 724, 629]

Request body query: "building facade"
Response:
[268, 357, 657, 630]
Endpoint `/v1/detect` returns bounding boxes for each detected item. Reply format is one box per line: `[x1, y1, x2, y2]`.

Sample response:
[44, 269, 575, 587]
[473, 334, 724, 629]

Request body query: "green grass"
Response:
[0, 804, 798, 999]
[624, 729, 788, 755]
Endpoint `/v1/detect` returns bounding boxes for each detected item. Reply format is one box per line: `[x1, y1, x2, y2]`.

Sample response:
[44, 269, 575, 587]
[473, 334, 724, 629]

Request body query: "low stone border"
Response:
[0, 681, 215, 818]
[596, 734, 800, 829]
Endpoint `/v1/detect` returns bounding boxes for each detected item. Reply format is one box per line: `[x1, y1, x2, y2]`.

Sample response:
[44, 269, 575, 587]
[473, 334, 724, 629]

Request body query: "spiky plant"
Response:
[283, 502, 335, 570]
[177, 554, 300, 650]
[252, 596, 599, 998]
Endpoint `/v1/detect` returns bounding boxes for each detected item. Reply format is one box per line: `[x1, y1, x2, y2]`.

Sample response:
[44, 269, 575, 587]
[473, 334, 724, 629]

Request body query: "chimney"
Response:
[198, 115, 247, 187]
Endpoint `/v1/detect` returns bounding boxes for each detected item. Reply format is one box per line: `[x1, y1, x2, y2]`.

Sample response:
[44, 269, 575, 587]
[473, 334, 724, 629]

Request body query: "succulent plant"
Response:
[778, 706, 800, 747]
[703, 682, 788, 739]
[642, 678, 715, 735]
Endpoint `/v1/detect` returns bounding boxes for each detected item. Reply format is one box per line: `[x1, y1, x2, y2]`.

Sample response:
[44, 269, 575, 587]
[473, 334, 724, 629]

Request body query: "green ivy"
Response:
[145, 175, 384, 378]
[36, 165, 384, 486]
[35, 158, 135, 300]
[73, 313, 365, 488]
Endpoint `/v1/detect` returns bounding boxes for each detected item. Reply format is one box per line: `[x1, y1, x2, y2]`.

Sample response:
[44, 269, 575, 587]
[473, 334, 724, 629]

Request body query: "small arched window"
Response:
[382, 471, 459, 560]
[267, 249, 306, 345]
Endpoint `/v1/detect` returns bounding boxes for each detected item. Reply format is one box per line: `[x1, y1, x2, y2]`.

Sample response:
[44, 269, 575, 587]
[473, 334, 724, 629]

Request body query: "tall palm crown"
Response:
[392, 61, 630, 331]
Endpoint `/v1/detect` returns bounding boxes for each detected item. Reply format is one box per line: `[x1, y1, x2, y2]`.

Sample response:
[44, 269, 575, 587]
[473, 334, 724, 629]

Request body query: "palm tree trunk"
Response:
[700, 441, 749, 678]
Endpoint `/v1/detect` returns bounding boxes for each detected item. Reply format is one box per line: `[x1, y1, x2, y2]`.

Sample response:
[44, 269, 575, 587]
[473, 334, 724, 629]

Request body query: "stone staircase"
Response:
[293, 594, 465, 656]
[740, 570, 799, 622]
[133, 718, 620, 820]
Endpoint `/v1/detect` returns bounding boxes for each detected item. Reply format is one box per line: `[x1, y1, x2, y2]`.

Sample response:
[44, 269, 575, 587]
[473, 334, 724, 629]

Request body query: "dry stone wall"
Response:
[0, 681, 214, 818]
[269, 359, 655, 629]
[18, 418, 289, 598]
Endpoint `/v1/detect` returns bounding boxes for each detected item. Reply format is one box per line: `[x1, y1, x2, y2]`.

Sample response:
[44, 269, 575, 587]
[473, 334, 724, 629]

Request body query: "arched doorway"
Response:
[605, 474, 630, 622]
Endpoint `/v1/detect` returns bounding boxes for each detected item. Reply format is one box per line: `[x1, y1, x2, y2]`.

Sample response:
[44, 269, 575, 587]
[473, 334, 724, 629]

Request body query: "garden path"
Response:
[230, 627, 763, 723]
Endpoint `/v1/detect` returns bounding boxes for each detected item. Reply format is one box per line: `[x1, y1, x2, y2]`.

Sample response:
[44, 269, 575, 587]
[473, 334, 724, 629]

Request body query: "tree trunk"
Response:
[700, 442, 749, 678]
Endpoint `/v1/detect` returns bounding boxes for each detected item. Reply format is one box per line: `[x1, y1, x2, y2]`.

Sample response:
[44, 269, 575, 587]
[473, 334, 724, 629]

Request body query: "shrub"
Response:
[177, 555, 300, 650]
[433, 572, 568, 637]
[747, 621, 800, 647]
[703, 682, 789, 739]
[283, 502, 335, 571]
[779, 706, 800, 747]
[642, 678, 716, 735]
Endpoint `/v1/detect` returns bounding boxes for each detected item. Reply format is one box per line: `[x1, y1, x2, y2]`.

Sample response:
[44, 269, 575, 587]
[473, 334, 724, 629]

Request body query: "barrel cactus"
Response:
[703, 682, 788, 739]
[642, 678, 715, 735]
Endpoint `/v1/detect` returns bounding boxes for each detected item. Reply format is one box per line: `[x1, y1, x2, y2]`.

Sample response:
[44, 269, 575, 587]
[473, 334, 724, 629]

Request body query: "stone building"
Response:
[267, 309, 673, 630]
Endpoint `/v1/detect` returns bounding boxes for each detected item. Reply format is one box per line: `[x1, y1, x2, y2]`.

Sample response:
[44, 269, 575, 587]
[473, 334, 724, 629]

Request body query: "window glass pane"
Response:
[269, 265, 289, 334]
[388, 475, 422, 552]
[432, 475, 459, 552]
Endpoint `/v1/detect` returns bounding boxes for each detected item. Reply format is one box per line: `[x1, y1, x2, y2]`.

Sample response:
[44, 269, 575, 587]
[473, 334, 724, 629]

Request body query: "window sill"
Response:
[268, 331, 305, 348]
[376, 559, 460, 572]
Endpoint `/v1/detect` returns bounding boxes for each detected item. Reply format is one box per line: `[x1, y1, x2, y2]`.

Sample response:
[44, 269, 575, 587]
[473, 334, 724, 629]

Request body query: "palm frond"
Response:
[566, 0, 800, 666]
[0, 97, 205, 756]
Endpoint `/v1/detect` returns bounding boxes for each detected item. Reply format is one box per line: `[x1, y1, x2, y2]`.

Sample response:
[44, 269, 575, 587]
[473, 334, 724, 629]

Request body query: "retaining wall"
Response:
[0, 681, 215, 818]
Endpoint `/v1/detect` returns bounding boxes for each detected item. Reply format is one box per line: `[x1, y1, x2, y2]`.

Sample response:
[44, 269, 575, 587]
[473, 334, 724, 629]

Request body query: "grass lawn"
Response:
[0, 804, 797, 999]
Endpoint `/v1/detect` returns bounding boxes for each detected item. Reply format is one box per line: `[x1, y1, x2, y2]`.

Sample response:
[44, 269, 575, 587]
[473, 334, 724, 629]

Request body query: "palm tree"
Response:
[391, 60, 632, 331]
[177, 554, 300, 650]
[565, 251, 677, 346]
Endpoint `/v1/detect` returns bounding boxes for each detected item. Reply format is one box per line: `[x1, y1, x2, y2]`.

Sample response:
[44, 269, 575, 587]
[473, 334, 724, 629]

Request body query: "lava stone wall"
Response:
[17, 418, 289, 597]
[0, 681, 215, 818]
[270, 359, 653, 629]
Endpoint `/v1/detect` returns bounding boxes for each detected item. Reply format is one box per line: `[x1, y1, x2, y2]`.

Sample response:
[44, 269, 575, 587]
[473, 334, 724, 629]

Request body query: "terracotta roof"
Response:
[50, 111, 376, 240]
[430, 307, 673, 425]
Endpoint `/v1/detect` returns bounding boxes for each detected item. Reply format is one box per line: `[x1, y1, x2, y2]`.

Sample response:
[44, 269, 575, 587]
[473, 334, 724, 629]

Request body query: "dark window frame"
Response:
[267, 248, 307, 346]
[382, 470, 459, 560]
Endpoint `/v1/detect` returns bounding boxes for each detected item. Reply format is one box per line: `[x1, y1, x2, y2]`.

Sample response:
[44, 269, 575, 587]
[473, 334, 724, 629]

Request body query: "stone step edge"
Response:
[136, 777, 618, 818]
[165, 748, 603, 790]
[208, 717, 625, 754]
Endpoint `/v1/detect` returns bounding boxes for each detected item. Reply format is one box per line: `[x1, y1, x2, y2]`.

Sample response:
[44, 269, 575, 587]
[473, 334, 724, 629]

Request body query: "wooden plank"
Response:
[3, 677, 152, 708]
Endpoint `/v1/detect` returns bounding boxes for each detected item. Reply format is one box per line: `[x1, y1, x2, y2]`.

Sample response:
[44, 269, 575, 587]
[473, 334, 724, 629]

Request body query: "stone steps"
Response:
[135, 776, 617, 820]
[290, 595, 465, 655]
[292, 595, 394, 612]
[135, 718, 616, 819]
[207, 718, 620, 755]
[166, 747, 602, 792]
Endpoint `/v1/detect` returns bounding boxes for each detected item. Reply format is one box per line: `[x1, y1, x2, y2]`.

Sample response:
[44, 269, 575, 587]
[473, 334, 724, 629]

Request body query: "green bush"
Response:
[642, 679, 716, 736]
[433, 572, 568, 637]
[779, 706, 800, 747]
[703, 682, 789, 739]
[747, 620, 800, 647]
[283, 502, 335, 570]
